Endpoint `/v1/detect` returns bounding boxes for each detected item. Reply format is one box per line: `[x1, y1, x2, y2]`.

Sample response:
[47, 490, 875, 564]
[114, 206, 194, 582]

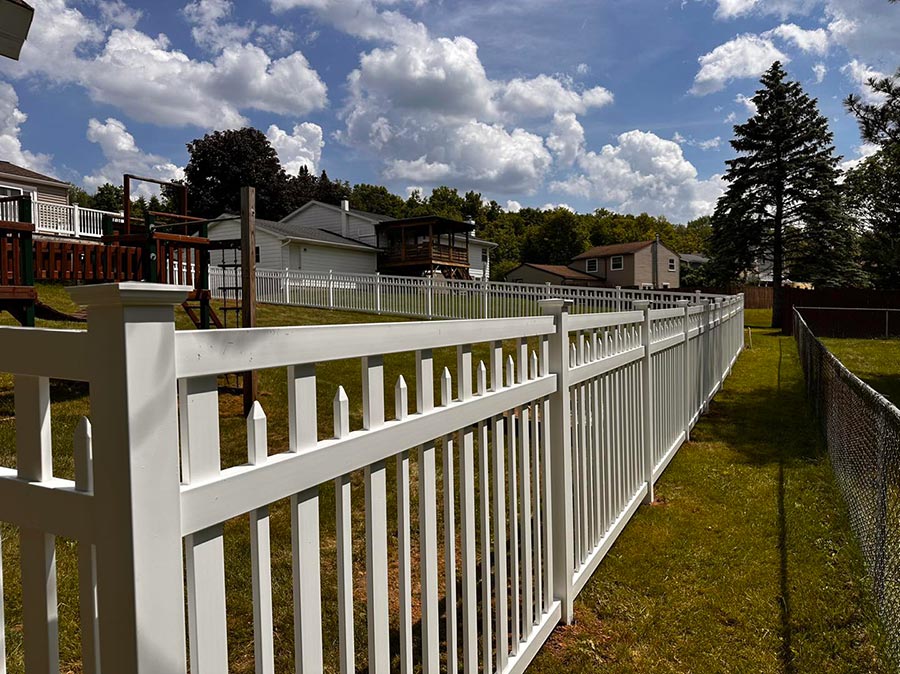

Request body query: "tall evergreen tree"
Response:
[710, 62, 853, 326]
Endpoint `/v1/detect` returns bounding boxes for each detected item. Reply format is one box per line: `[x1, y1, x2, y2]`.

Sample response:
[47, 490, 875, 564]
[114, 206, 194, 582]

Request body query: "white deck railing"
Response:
[211, 267, 729, 319]
[0, 198, 118, 238]
[0, 283, 743, 673]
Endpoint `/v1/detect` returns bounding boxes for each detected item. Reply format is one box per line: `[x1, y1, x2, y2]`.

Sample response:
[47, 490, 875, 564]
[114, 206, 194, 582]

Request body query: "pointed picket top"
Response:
[247, 400, 268, 465]
[440, 368, 452, 407]
[530, 351, 539, 380]
[506, 354, 515, 388]
[334, 386, 350, 438]
[74, 416, 93, 492]
[395, 375, 409, 420]
[476, 360, 487, 397]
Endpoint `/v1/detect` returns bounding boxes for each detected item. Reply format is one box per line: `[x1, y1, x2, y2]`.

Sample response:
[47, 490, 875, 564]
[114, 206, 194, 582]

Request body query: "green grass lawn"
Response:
[820, 337, 900, 407]
[528, 309, 888, 673]
[0, 292, 889, 672]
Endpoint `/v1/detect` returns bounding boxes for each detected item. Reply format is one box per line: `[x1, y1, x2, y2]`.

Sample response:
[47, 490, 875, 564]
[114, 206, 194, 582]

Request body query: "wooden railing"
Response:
[0, 283, 743, 673]
[382, 241, 469, 265]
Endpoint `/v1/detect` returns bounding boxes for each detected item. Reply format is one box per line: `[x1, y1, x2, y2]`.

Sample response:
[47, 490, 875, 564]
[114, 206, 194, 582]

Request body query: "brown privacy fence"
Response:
[781, 287, 900, 334]
[684, 285, 772, 309]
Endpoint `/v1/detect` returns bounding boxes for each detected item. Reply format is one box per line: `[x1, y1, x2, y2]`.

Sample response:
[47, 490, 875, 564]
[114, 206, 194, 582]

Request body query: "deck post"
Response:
[539, 297, 575, 623]
[67, 282, 191, 673]
[73, 204, 81, 238]
[17, 198, 35, 326]
[240, 187, 258, 415]
[634, 300, 654, 504]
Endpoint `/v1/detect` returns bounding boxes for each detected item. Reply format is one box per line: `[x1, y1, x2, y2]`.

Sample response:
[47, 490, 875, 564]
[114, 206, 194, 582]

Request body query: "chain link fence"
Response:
[794, 309, 900, 664]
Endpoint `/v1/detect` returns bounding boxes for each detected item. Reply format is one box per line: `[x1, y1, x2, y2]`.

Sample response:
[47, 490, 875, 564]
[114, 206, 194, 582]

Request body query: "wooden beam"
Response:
[241, 187, 259, 416]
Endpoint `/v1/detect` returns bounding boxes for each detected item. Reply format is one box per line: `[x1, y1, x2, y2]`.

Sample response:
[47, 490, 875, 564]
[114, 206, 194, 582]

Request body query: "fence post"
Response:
[283, 268, 289, 304]
[375, 272, 382, 314]
[427, 275, 434, 319]
[633, 300, 655, 504]
[483, 278, 490, 319]
[701, 299, 712, 413]
[676, 299, 691, 442]
[615, 286, 622, 311]
[328, 269, 334, 309]
[67, 282, 190, 673]
[538, 298, 575, 624]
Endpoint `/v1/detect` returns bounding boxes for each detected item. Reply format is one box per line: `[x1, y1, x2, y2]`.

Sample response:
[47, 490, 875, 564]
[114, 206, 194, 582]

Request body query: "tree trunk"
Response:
[771, 181, 784, 329]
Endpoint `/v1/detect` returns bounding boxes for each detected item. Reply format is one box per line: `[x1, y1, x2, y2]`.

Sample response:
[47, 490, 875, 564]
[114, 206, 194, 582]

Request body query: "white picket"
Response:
[333, 387, 354, 674]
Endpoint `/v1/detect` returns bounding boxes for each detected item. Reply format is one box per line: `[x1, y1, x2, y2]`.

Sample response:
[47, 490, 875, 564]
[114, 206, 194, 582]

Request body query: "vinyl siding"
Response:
[36, 184, 69, 205]
[468, 241, 491, 280]
[294, 242, 377, 274]
[207, 220, 286, 269]
[282, 204, 378, 246]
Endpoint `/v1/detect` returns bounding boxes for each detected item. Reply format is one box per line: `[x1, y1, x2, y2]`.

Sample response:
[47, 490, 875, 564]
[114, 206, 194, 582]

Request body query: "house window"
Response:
[662, 282, 670, 289]
[610, 255, 624, 271]
[256, 246, 261, 263]
[0, 185, 24, 198]
[586, 259, 599, 273]
[481, 248, 488, 263]
[668, 257, 676, 272]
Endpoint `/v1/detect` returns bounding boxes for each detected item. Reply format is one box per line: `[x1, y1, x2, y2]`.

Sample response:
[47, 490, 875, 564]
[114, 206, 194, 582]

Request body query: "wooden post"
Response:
[18, 198, 35, 327]
[199, 221, 211, 330]
[241, 186, 258, 416]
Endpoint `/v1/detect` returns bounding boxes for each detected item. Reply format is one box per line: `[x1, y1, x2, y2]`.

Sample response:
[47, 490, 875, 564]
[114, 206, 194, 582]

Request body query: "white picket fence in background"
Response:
[0, 282, 743, 673]
[210, 267, 727, 319]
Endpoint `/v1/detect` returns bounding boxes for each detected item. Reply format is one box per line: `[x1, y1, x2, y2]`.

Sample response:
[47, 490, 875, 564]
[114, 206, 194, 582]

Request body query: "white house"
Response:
[208, 199, 497, 280]
[207, 214, 378, 274]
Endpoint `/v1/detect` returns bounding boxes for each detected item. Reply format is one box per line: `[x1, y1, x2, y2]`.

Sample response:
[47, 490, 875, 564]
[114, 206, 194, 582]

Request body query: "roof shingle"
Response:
[572, 240, 654, 260]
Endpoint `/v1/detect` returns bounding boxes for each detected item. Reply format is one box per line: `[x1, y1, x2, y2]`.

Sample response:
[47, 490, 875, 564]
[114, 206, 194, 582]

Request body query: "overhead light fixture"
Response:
[0, 0, 34, 61]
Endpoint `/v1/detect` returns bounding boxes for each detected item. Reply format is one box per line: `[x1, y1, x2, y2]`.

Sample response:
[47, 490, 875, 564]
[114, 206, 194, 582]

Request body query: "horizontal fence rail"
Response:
[0, 283, 743, 673]
[210, 267, 732, 320]
[794, 309, 900, 665]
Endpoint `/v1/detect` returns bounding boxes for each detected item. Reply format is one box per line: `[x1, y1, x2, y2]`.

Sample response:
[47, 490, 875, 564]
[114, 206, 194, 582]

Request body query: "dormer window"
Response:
[586, 258, 599, 273]
[610, 255, 624, 271]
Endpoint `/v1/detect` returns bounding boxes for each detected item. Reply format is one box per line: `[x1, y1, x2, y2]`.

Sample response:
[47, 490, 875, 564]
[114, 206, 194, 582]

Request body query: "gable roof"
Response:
[281, 199, 393, 224]
[679, 252, 709, 264]
[209, 214, 379, 252]
[572, 240, 654, 260]
[0, 161, 68, 186]
[510, 263, 597, 281]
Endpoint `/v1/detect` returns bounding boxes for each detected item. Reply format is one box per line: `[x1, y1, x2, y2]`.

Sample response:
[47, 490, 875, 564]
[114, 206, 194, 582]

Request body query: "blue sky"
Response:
[1, 0, 898, 222]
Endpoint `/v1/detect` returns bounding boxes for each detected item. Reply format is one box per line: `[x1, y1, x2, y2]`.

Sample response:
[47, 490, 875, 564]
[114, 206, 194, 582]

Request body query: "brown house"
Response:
[504, 263, 602, 286]
[570, 239, 680, 289]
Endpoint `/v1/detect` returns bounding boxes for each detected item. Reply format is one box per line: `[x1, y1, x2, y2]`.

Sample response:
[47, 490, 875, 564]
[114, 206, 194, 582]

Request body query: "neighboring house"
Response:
[570, 238, 680, 289]
[207, 215, 378, 274]
[679, 252, 709, 269]
[0, 160, 117, 238]
[211, 199, 498, 280]
[0, 160, 69, 204]
[504, 263, 602, 286]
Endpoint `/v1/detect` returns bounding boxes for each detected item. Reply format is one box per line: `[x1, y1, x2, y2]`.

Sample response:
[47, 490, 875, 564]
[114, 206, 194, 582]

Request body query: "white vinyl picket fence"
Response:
[0, 283, 743, 673]
[210, 267, 727, 319]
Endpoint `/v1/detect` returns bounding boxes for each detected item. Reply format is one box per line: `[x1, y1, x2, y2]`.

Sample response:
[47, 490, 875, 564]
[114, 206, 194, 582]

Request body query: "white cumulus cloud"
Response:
[83, 118, 183, 194]
[0, 82, 55, 176]
[551, 130, 725, 222]
[266, 123, 324, 175]
[812, 62, 827, 83]
[691, 34, 787, 95]
[505, 200, 522, 213]
[841, 59, 888, 104]
[0, 0, 327, 129]
[764, 23, 829, 54]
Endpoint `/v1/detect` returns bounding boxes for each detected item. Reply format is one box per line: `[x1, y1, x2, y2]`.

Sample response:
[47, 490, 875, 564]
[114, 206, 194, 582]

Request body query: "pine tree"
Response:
[710, 62, 854, 327]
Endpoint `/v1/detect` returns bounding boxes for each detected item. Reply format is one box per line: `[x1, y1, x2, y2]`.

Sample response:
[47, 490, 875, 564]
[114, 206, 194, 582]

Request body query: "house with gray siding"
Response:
[281, 200, 497, 280]
[570, 239, 680, 289]
[207, 214, 378, 274]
